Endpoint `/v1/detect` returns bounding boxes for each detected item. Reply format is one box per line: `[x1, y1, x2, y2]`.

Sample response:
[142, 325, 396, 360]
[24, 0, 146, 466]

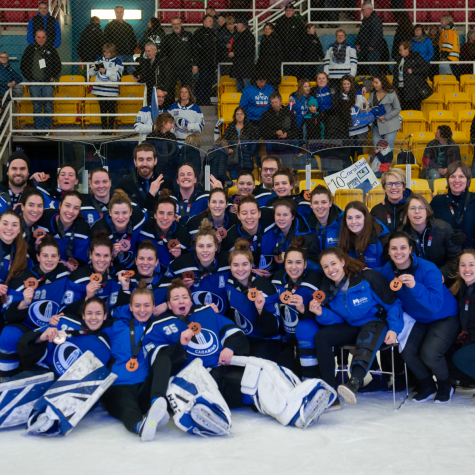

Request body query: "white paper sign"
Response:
[324, 158, 379, 195]
[39, 59, 46, 69]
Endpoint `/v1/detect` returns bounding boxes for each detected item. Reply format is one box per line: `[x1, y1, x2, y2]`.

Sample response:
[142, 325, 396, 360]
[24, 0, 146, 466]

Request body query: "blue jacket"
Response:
[288, 91, 309, 128]
[307, 204, 343, 250]
[410, 37, 434, 63]
[430, 191, 475, 249]
[239, 83, 274, 121]
[316, 269, 403, 333]
[315, 85, 333, 112]
[380, 254, 458, 324]
[0, 62, 21, 100]
[27, 12, 61, 49]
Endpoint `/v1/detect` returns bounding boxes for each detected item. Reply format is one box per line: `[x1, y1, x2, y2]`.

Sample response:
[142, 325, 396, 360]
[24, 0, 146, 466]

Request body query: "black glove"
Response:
[451, 229, 464, 246]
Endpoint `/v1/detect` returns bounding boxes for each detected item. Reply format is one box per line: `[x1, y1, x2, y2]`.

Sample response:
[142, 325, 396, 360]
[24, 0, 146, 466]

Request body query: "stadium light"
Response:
[91, 9, 142, 20]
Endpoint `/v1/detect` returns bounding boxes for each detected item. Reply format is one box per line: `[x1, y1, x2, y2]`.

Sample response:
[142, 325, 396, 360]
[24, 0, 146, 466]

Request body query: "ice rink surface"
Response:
[2, 388, 475, 475]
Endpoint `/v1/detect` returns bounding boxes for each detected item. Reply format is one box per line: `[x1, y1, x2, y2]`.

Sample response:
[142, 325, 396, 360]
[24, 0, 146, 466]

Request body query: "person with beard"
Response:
[80, 168, 112, 226]
[253, 156, 281, 207]
[115, 143, 174, 216]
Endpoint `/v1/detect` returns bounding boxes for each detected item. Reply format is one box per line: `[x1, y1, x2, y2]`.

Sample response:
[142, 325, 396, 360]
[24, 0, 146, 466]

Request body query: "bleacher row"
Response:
[0, 0, 38, 23]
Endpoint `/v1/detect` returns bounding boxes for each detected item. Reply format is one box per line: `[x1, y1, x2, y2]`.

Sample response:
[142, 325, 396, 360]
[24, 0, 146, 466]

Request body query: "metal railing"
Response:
[0, 0, 55, 26]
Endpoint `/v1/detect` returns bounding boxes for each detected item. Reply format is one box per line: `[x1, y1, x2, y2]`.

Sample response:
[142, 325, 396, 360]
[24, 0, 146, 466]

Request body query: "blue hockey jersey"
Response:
[174, 190, 209, 226]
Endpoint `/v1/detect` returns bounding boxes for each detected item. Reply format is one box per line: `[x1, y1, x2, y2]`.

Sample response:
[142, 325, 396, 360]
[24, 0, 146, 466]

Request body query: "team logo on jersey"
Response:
[53, 342, 83, 375]
[281, 303, 298, 334]
[352, 297, 369, 306]
[232, 307, 253, 335]
[29, 300, 61, 327]
[175, 118, 189, 133]
[87, 214, 95, 225]
[118, 250, 134, 265]
[259, 254, 274, 271]
[219, 276, 225, 288]
[192, 291, 224, 313]
[187, 328, 219, 356]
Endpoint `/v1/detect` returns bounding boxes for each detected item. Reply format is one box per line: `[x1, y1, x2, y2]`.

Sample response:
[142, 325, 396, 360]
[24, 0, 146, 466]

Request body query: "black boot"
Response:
[434, 378, 454, 404]
[337, 376, 360, 405]
[412, 377, 437, 403]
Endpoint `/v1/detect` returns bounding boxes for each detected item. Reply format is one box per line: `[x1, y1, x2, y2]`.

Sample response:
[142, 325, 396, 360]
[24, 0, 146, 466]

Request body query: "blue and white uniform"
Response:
[89, 56, 124, 96]
[168, 102, 204, 146]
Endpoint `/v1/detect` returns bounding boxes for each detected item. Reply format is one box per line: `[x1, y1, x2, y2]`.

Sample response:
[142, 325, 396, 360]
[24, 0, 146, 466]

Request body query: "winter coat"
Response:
[208, 146, 229, 185]
[391, 24, 413, 61]
[371, 188, 412, 232]
[456, 282, 475, 344]
[162, 30, 194, 69]
[323, 42, 358, 78]
[410, 37, 434, 63]
[193, 26, 218, 68]
[77, 23, 104, 63]
[421, 138, 461, 170]
[392, 51, 430, 101]
[222, 121, 258, 170]
[231, 28, 255, 79]
[218, 27, 234, 63]
[274, 14, 306, 61]
[259, 106, 301, 140]
[145, 131, 180, 183]
[301, 33, 324, 63]
[0, 62, 22, 100]
[20, 43, 62, 81]
[368, 90, 401, 136]
[104, 20, 137, 56]
[301, 112, 322, 141]
[288, 91, 310, 128]
[239, 82, 274, 121]
[380, 254, 458, 323]
[256, 32, 282, 82]
[134, 55, 167, 102]
[307, 204, 343, 250]
[139, 26, 167, 56]
[27, 12, 60, 49]
[355, 11, 384, 52]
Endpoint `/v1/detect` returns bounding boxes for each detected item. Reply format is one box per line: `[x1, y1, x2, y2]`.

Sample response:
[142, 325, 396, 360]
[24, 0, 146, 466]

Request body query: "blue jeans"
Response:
[28, 84, 54, 131]
[236, 77, 251, 93]
[118, 54, 135, 75]
[367, 49, 380, 78]
[438, 62, 453, 75]
[426, 168, 442, 191]
[372, 127, 398, 152]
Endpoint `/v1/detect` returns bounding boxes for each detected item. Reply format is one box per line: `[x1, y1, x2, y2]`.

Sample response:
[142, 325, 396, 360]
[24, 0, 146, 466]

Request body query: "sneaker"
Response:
[412, 380, 437, 403]
[324, 396, 341, 412]
[337, 377, 360, 405]
[139, 397, 169, 442]
[434, 380, 455, 404]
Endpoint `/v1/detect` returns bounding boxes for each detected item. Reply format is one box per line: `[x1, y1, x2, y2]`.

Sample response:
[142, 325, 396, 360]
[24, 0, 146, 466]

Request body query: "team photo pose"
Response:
[175, 164, 209, 225]
[80, 167, 112, 226]
[36, 164, 79, 209]
[18, 188, 45, 264]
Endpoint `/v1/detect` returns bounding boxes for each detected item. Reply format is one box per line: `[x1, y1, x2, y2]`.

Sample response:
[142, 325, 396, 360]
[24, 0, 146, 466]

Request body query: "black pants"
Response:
[399, 89, 422, 112]
[210, 365, 245, 409]
[401, 316, 459, 382]
[248, 337, 282, 363]
[101, 354, 171, 433]
[98, 100, 116, 129]
[165, 67, 193, 109]
[452, 343, 475, 381]
[195, 65, 215, 105]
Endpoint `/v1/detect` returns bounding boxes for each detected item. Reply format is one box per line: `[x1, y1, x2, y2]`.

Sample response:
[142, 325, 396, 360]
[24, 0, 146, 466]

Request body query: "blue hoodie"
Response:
[307, 204, 343, 250]
[410, 37, 434, 63]
[380, 254, 458, 324]
[239, 83, 274, 121]
[288, 91, 309, 128]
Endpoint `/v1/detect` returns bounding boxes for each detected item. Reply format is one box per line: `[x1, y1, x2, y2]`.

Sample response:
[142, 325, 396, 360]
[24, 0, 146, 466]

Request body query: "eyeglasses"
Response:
[408, 206, 426, 212]
[262, 167, 278, 173]
[385, 181, 403, 188]
[0, 56, 8, 59]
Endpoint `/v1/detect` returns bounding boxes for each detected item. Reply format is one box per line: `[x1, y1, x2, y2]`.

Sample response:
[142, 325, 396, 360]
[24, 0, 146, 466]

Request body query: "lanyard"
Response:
[233, 275, 254, 296]
[20, 215, 33, 245]
[110, 218, 133, 242]
[327, 274, 348, 304]
[446, 192, 471, 227]
[91, 196, 108, 219]
[413, 226, 433, 258]
[154, 222, 173, 244]
[459, 284, 475, 331]
[0, 239, 13, 283]
[8, 188, 22, 206]
[273, 222, 296, 256]
[284, 273, 304, 294]
[179, 191, 197, 219]
[129, 317, 147, 360]
[194, 256, 216, 285]
[209, 212, 228, 230]
[319, 224, 327, 250]
[56, 215, 76, 259]
[240, 225, 262, 266]
[133, 170, 153, 200]
[34, 265, 58, 285]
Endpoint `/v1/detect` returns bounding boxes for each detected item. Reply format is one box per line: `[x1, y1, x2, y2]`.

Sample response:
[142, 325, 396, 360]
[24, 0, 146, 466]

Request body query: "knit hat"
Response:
[376, 138, 389, 149]
[6, 151, 30, 171]
[308, 97, 318, 108]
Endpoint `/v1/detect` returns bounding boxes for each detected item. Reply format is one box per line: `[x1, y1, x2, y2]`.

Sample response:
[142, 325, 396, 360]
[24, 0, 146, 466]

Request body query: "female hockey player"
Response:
[138, 189, 191, 274]
[80, 167, 112, 226]
[91, 189, 146, 271]
[169, 219, 230, 314]
[35, 164, 79, 209]
[36, 191, 90, 270]
[19, 188, 45, 264]
[228, 170, 257, 212]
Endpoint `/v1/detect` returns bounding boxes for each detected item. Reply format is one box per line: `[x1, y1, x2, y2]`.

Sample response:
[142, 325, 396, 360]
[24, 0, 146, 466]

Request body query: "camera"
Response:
[95, 62, 105, 70]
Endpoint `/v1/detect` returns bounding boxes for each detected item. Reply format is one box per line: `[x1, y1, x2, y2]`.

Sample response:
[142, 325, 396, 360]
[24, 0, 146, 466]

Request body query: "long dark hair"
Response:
[1, 210, 28, 285]
[372, 74, 397, 94]
[318, 247, 365, 277]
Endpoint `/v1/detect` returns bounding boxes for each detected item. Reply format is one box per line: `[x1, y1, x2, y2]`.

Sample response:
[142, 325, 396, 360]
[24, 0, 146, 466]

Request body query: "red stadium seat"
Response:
[183, 0, 205, 24]
[255, 0, 271, 21]
[206, 0, 229, 10]
[25, 0, 37, 19]
[159, 0, 183, 24]
[0, 0, 27, 23]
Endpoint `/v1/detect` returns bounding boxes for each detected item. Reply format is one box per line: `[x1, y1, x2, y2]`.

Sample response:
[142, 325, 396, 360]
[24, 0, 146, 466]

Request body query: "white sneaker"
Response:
[139, 397, 169, 442]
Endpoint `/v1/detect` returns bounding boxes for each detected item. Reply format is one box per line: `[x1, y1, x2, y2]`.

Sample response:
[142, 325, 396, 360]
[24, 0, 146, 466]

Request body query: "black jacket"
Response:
[162, 30, 194, 69]
[392, 51, 430, 101]
[134, 55, 167, 101]
[391, 24, 413, 61]
[77, 23, 104, 62]
[231, 28, 255, 79]
[218, 27, 234, 63]
[104, 20, 137, 55]
[30, 14, 58, 49]
[370, 189, 413, 233]
[421, 138, 461, 171]
[256, 32, 282, 80]
[139, 26, 167, 55]
[193, 26, 218, 68]
[301, 33, 324, 63]
[20, 43, 62, 81]
[301, 113, 322, 141]
[145, 132, 180, 183]
[355, 11, 384, 51]
[222, 121, 258, 170]
[456, 283, 475, 344]
[259, 106, 301, 140]
[275, 14, 306, 61]
[399, 218, 460, 280]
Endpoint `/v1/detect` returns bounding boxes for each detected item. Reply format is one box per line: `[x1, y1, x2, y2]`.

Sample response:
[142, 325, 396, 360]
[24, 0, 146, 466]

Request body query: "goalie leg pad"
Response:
[232, 355, 337, 428]
[23, 351, 117, 437]
[166, 359, 232, 437]
[352, 320, 388, 374]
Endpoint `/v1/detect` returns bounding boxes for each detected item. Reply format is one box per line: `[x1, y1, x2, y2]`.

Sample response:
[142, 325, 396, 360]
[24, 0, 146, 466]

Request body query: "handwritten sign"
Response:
[324, 158, 379, 195]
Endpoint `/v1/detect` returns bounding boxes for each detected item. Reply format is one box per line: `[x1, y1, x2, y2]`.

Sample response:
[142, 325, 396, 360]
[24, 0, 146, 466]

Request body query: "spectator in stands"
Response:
[193, 15, 218, 106]
[133, 42, 166, 106]
[20, 30, 62, 135]
[427, 24, 441, 81]
[301, 24, 324, 81]
[255, 23, 281, 91]
[288, 79, 311, 128]
[393, 41, 430, 112]
[27, 1, 60, 50]
[355, 2, 384, 77]
[218, 16, 235, 76]
[222, 106, 258, 172]
[439, 14, 460, 75]
[89, 43, 124, 132]
[368, 74, 401, 151]
[323, 29, 357, 86]
[431, 161, 475, 249]
[301, 96, 322, 142]
[206, 6, 219, 31]
[371, 168, 412, 232]
[369, 139, 393, 178]
[139, 17, 166, 58]
[275, 3, 306, 77]
[421, 125, 461, 190]
[168, 85, 204, 147]
[134, 86, 168, 140]
[104, 5, 137, 75]
[217, 13, 227, 33]
[162, 17, 194, 110]
[77, 16, 104, 64]
[0, 51, 21, 111]
[399, 193, 460, 282]
[240, 73, 274, 130]
[391, 12, 413, 61]
[259, 91, 301, 153]
[460, 30, 475, 76]
[309, 72, 339, 138]
[410, 24, 434, 64]
[229, 19, 254, 93]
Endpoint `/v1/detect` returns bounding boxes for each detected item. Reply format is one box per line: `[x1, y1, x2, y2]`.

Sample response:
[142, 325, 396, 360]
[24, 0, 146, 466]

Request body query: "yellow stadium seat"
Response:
[116, 100, 143, 125]
[451, 131, 473, 167]
[410, 131, 436, 167]
[470, 181, 475, 193]
[17, 88, 34, 127]
[386, 75, 393, 84]
[56, 75, 86, 97]
[53, 93, 82, 125]
[409, 178, 432, 201]
[433, 178, 448, 195]
[434, 75, 460, 95]
[119, 75, 145, 98]
[83, 94, 101, 126]
[334, 188, 364, 210]
[464, 83, 475, 97]
[393, 164, 420, 179]
[365, 184, 385, 210]
[458, 110, 475, 135]
[298, 179, 327, 193]
[399, 110, 427, 137]
[281, 93, 290, 106]
[219, 92, 241, 123]
[428, 110, 456, 132]
[445, 92, 471, 116]
[227, 185, 237, 198]
[279, 76, 298, 95]
[460, 74, 475, 91]
[218, 76, 236, 100]
[358, 154, 371, 165]
[421, 93, 444, 120]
